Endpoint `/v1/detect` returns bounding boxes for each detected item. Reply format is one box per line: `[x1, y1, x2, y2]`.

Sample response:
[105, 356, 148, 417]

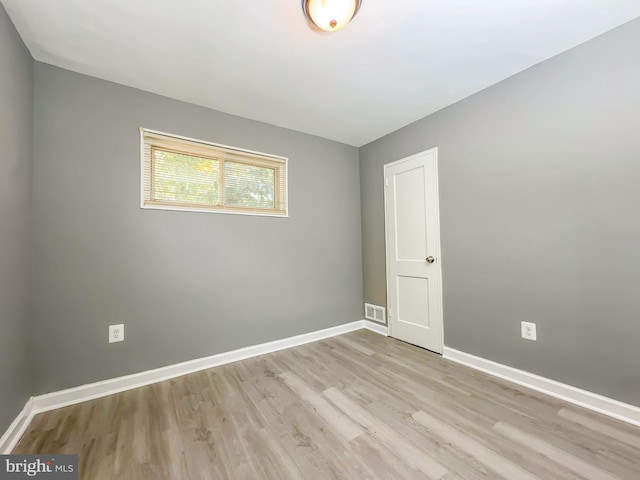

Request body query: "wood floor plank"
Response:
[413, 410, 538, 480]
[324, 387, 449, 479]
[279, 371, 364, 441]
[349, 433, 427, 480]
[333, 335, 377, 356]
[364, 401, 502, 480]
[494, 421, 622, 480]
[558, 407, 640, 450]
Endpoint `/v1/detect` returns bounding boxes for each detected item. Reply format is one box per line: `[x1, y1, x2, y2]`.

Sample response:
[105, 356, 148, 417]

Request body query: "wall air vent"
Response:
[364, 303, 386, 324]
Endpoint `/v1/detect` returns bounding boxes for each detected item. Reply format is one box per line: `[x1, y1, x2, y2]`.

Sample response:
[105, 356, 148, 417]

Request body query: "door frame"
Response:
[383, 147, 444, 352]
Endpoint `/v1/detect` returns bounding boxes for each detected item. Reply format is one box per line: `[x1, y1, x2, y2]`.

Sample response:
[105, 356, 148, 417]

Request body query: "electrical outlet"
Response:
[521, 321, 537, 341]
[109, 324, 124, 343]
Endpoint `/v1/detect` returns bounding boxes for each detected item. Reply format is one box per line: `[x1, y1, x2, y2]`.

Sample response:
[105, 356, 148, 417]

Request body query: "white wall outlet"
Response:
[521, 321, 537, 341]
[109, 324, 124, 343]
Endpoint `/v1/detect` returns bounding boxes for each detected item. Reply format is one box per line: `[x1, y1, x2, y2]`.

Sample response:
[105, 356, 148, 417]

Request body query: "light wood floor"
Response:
[14, 330, 640, 479]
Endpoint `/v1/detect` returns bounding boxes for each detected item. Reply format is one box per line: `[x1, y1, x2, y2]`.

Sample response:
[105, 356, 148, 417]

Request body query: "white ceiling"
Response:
[4, 1, 640, 146]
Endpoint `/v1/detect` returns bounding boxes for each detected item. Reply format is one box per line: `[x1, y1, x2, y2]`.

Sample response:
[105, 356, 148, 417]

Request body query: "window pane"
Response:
[224, 161, 275, 209]
[152, 149, 219, 205]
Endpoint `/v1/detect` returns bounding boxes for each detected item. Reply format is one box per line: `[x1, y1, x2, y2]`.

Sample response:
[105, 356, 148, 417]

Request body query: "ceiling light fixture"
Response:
[302, 0, 363, 32]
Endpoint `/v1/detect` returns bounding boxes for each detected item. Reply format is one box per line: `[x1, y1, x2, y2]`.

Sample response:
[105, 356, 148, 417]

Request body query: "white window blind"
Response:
[141, 129, 288, 216]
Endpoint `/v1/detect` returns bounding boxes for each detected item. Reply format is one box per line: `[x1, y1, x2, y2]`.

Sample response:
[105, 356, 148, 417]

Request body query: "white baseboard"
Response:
[444, 347, 640, 428]
[0, 397, 35, 454]
[3, 320, 378, 447]
[363, 320, 388, 336]
[11, 323, 635, 450]
[32, 320, 372, 415]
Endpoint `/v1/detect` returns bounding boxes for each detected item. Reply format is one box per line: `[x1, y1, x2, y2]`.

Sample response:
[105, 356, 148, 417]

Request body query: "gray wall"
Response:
[32, 64, 362, 394]
[360, 18, 640, 406]
[0, 4, 33, 432]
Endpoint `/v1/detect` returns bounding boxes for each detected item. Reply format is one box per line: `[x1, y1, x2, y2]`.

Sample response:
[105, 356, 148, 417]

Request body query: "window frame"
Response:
[140, 128, 289, 217]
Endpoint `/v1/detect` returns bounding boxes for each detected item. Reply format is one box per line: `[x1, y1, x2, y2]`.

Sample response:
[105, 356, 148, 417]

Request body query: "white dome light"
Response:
[302, 0, 363, 32]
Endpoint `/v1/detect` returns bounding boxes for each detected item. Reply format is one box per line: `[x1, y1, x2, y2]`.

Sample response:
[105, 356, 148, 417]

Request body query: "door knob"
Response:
[426, 256, 435, 264]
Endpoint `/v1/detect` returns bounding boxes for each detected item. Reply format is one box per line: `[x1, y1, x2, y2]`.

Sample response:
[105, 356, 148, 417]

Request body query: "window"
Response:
[141, 129, 288, 216]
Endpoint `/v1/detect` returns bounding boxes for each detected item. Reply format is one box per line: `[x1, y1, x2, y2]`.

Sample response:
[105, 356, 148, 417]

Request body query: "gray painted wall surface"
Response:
[360, 18, 640, 406]
[0, 4, 33, 432]
[32, 64, 362, 394]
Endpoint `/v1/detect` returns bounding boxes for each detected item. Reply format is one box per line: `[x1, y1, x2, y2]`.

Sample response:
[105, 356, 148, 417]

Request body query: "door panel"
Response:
[397, 276, 430, 328]
[394, 166, 428, 261]
[385, 148, 443, 353]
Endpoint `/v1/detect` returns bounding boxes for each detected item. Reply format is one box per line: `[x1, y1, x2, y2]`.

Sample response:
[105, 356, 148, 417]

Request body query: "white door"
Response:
[384, 148, 443, 353]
